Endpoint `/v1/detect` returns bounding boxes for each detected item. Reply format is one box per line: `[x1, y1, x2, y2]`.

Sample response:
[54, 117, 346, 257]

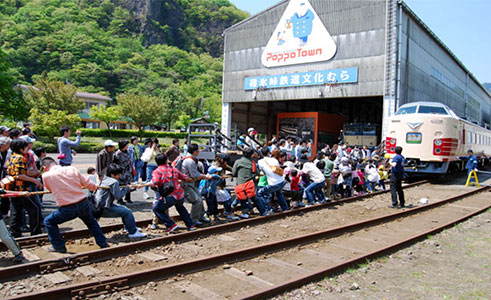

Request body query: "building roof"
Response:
[75, 91, 111, 101]
[16, 84, 111, 101]
[400, 1, 490, 98]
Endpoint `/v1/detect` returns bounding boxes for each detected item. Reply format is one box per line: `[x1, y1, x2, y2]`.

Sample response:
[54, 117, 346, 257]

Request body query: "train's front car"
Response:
[386, 102, 461, 175]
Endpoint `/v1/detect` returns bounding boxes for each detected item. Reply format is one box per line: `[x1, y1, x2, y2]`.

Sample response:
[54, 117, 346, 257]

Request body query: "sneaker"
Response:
[12, 252, 26, 263]
[296, 202, 306, 207]
[143, 192, 151, 199]
[262, 210, 273, 217]
[46, 246, 67, 253]
[117, 199, 126, 205]
[165, 224, 179, 233]
[124, 227, 142, 233]
[194, 220, 204, 227]
[239, 213, 249, 219]
[388, 205, 398, 209]
[200, 215, 211, 223]
[188, 226, 197, 231]
[226, 215, 240, 221]
[150, 224, 158, 230]
[21, 226, 30, 232]
[128, 230, 147, 238]
[317, 200, 326, 205]
[213, 214, 224, 221]
[125, 199, 134, 204]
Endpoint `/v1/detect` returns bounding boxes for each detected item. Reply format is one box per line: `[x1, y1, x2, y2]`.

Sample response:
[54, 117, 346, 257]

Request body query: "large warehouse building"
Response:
[221, 0, 491, 146]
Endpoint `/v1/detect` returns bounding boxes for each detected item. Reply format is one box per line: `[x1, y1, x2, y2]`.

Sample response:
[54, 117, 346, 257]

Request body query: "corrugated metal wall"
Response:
[399, 5, 491, 127]
[223, 0, 387, 103]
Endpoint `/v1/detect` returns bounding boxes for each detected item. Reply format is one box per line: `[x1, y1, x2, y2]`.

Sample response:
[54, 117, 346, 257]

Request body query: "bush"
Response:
[80, 129, 186, 139]
[33, 141, 172, 154]
[33, 141, 105, 154]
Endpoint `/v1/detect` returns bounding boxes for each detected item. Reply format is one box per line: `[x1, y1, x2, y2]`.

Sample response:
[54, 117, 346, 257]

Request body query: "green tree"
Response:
[0, 49, 30, 121]
[29, 108, 81, 141]
[89, 105, 121, 136]
[26, 76, 84, 140]
[160, 86, 188, 129]
[27, 75, 84, 114]
[116, 93, 164, 136]
[175, 112, 191, 130]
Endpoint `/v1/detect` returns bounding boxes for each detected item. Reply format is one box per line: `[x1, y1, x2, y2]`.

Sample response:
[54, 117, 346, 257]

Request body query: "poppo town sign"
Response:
[261, 0, 337, 68]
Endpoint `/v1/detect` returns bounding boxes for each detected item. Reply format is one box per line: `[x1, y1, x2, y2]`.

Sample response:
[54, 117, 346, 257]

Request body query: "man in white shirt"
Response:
[299, 155, 326, 205]
[257, 147, 289, 212]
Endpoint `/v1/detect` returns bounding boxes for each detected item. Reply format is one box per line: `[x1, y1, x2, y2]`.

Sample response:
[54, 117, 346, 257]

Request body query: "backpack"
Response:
[172, 155, 195, 172]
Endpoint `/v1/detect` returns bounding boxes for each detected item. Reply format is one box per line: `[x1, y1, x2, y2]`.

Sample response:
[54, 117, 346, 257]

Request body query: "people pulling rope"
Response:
[0, 181, 155, 198]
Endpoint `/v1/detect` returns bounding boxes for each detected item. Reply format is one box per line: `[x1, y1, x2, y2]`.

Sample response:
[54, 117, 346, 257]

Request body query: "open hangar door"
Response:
[230, 96, 383, 145]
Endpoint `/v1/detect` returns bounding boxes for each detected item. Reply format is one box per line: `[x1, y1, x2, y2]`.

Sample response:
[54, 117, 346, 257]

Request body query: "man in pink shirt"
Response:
[41, 157, 108, 253]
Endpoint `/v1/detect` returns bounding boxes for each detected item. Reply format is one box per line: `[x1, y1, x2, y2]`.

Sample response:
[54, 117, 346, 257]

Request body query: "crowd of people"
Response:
[0, 124, 402, 263]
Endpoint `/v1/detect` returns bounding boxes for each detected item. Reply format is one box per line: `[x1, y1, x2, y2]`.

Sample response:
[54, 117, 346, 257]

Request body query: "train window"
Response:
[466, 132, 471, 144]
[395, 106, 417, 115]
[417, 106, 448, 115]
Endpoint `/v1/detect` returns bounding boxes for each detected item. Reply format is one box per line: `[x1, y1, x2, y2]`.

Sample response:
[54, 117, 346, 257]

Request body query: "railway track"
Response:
[2, 184, 488, 299]
[0, 180, 429, 281]
[1, 180, 428, 252]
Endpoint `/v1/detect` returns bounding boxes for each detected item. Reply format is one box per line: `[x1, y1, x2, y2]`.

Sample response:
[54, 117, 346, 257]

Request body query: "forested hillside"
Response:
[0, 0, 248, 125]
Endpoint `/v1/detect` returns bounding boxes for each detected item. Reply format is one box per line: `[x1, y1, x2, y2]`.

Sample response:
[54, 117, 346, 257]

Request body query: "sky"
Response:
[230, 0, 491, 84]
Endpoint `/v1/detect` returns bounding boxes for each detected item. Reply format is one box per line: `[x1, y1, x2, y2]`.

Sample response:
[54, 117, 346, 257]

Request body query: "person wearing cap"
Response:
[245, 128, 260, 150]
[199, 166, 224, 221]
[96, 139, 118, 180]
[389, 146, 405, 208]
[299, 155, 326, 205]
[57, 126, 82, 166]
[0, 126, 10, 137]
[458, 149, 479, 176]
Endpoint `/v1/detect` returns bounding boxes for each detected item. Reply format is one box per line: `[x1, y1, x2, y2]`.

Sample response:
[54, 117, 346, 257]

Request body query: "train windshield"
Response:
[418, 106, 448, 115]
[395, 106, 417, 115]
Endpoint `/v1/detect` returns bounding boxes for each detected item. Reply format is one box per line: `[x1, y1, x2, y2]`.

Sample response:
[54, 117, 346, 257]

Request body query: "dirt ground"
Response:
[274, 208, 491, 300]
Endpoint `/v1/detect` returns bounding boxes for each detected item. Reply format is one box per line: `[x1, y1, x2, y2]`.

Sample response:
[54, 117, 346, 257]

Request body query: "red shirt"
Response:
[290, 175, 300, 191]
[152, 165, 189, 200]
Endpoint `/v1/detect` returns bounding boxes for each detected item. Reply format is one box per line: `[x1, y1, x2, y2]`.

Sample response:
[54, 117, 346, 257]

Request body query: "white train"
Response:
[386, 102, 491, 174]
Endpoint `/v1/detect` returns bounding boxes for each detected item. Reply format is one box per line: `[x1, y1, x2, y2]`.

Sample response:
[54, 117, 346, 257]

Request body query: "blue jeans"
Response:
[144, 164, 158, 192]
[305, 181, 325, 204]
[206, 193, 219, 216]
[153, 196, 193, 229]
[44, 199, 108, 251]
[134, 160, 144, 182]
[257, 181, 289, 211]
[101, 203, 137, 234]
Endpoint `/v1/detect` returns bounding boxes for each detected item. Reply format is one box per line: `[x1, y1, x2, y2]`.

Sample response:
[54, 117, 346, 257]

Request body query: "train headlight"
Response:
[390, 138, 396, 145]
[434, 139, 442, 146]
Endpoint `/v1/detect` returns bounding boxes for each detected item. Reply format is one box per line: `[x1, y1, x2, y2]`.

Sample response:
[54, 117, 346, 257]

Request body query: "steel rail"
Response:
[1, 179, 428, 251]
[0, 180, 429, 281]
[238, 192, 491, 299]
[5, 185, 487, 300]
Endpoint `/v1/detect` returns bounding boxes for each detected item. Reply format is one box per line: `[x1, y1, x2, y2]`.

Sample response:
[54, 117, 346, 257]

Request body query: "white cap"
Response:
[20, 135, 36, 143]
[104, 139, 118, 147]
[248, 127, 256, 133]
